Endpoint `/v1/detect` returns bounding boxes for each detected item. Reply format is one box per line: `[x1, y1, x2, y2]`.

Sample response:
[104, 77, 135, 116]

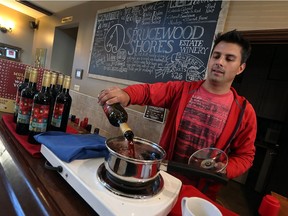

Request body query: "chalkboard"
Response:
[88, 0, 227, 84]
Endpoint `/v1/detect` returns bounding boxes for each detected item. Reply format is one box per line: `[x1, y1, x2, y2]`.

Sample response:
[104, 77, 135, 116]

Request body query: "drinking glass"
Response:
[188, 148, 228, 173]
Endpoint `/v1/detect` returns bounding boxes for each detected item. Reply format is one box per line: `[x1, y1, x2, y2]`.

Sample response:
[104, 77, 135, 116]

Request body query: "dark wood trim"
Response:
[239, 29, 288, 43]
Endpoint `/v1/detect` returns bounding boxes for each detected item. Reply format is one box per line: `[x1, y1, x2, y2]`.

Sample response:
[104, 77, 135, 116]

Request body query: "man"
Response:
[98, 30, 257, 200]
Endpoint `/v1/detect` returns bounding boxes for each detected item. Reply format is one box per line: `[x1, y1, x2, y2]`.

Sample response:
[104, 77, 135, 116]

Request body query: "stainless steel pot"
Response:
[105, 136, 228, 184]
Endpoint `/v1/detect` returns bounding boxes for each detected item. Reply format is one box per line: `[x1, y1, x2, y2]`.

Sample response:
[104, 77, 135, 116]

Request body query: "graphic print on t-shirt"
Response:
[173, 87, 233, 163]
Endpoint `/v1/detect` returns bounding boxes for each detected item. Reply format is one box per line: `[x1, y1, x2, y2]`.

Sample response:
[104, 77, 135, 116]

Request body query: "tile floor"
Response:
[217, 180, 262, 215]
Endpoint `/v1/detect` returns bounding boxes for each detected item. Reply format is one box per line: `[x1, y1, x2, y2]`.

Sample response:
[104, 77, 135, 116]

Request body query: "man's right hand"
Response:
[97, 86, 130, 107]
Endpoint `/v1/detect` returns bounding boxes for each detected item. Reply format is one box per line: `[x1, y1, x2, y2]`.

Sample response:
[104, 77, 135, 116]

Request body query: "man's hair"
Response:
[212, 29, 251, 64]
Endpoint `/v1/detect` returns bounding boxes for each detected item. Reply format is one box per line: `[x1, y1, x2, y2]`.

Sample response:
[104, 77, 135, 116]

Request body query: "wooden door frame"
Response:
[239, 29, 288, 43]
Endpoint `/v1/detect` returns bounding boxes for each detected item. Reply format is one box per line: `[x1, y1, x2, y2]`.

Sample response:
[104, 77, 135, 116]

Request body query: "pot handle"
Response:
[160, 160, 228, 185]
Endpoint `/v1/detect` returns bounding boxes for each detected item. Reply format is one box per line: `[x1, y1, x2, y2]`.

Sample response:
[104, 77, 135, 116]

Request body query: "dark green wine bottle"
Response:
[47, 72, 58, 131]
[13, 66, 31, 123]
[52, 73, 64, 99]
[28, 71, 52, 144]
[102, 103, 134, 141]
[16, 68, 39, 135]
[50, 75, 72, 132]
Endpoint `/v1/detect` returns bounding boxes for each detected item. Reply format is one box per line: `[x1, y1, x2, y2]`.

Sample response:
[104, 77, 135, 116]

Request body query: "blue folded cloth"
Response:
[34, 131, 109, 162]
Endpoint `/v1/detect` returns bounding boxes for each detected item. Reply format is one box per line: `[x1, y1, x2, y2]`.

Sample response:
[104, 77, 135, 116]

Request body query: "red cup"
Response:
[84, 117, 88, 124]
[258, 195, 280, 216]
[74, 118, 80, 125]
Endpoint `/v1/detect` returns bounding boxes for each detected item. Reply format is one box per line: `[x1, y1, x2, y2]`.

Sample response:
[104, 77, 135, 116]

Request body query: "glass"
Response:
[188, 147, 228, 173]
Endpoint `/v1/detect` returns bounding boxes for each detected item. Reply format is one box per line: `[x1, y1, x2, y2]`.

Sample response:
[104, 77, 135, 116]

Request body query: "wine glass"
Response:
[188, 148, 228, 173]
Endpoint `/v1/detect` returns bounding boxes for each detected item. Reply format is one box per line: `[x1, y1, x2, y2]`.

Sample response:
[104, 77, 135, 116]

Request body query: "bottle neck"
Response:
[29, 81, 37, 89]
[61, 87, 69, 94]
[41, 86, 50, 93]
[50, 84, 56, 89]
[119, 123, 134, 141]
[119, 122, 130, 131]
[56, 84, 62, 88]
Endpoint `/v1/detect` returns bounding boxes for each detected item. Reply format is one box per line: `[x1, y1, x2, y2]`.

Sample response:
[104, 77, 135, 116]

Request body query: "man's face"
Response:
[207, 41, 246, 85]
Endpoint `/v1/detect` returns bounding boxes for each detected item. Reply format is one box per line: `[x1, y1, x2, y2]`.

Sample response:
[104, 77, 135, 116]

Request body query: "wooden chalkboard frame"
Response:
[88, 0, 230, 85]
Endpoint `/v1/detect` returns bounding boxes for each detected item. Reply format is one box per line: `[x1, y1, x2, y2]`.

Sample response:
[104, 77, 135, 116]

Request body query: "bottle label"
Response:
[29, 104, 50, 132]
[17, 97, 34, 124]
[102, 104, 111, 117]
[51, 103, 64, 127]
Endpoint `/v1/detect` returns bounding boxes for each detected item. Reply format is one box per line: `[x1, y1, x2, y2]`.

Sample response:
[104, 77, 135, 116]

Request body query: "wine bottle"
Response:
[52, 73, 64, 99]
[28, 71, 52, 144]
[49, 72, 58, 97]
[50, 75, 72, 132]
[102, 103, 134, 141]
[47, 72, 58, 130]
[16, 68, 39, 135]
[13, 66, 31, 123]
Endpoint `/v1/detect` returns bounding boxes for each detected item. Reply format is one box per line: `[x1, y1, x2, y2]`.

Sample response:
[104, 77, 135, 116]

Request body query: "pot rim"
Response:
[105, 136, 166, 163]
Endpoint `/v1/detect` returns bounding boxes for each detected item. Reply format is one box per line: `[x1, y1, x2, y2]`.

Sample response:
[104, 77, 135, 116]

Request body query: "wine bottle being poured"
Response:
[102, 103, 135, 157]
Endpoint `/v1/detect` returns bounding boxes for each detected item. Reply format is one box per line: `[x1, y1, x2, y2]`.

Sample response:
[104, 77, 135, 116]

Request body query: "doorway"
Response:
[50, 25, 78, 76]
[238, 29, 288, 197]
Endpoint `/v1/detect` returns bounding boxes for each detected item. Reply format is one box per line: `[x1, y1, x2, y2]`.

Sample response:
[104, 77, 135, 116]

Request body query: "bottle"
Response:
[28, 71, 52, 144]
[49, 72, 58, 97]
[103, 103, 135, 157]
[94, 128, 100, 134]
[52, 73, 64, 99]
[85, 124, 92, 133]
[102, 103, 134, 142]
[16, 68, 39, 135]
[13, 66, 31, 123]
[47, 72, 58, 130]
[70, 115, 76, 122]
[50, 75, 72, 132]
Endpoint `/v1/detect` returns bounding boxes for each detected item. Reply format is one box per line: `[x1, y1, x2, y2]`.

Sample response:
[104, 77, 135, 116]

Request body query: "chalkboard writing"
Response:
[88, 0, 223, 83]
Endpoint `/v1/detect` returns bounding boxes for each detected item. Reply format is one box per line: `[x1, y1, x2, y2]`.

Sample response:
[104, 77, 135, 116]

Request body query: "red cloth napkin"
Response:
[169, 184, 239, 216]
[2, 114, 78, 158]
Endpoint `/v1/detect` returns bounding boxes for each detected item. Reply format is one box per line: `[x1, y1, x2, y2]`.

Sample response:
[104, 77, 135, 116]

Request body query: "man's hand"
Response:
[97, 86, 130, 107]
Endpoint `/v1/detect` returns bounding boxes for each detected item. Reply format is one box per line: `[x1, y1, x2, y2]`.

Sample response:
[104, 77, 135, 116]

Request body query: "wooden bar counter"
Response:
[0, 113, 98, 216]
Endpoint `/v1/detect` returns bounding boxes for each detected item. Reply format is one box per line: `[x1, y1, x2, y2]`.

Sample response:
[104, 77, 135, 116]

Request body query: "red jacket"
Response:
[124, 80, 257, 180]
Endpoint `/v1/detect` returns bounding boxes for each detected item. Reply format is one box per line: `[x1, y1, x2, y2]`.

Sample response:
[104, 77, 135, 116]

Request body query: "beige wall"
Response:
[224, 1, 288, 31]
[0, 5, 35, 64]
[31, 15, 60, 69]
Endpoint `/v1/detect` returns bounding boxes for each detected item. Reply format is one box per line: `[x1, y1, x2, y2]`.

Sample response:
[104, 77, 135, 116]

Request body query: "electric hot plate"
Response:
[40, 145, 182, 216]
